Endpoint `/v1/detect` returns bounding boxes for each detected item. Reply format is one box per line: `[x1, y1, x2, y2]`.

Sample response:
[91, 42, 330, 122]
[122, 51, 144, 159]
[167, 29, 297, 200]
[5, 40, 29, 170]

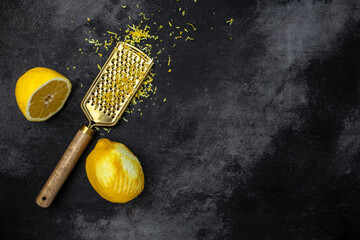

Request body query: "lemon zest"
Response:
[226, 18, 234, 25]
[187, 23, 196, 30]
[168, 55, 172, 66]
[140, 12, 150, 20]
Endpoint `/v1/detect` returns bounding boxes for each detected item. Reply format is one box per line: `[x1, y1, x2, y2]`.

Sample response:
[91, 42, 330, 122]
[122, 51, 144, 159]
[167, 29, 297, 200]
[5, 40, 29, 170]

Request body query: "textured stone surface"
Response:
[1, 0, 360, 239]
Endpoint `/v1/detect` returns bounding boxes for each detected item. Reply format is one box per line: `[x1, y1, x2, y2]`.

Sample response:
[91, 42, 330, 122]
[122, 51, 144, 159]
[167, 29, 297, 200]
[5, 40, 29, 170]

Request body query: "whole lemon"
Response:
[86, 138, 145, 203]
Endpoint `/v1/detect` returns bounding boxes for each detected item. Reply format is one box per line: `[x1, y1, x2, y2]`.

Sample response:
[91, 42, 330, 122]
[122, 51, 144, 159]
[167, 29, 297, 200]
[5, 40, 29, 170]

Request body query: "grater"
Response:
[36, 42, 154, 208]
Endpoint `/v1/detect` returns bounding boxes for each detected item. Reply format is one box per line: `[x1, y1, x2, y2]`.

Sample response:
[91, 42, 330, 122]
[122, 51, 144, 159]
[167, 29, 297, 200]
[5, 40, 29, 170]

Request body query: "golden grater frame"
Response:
[81, 42, 154, 129]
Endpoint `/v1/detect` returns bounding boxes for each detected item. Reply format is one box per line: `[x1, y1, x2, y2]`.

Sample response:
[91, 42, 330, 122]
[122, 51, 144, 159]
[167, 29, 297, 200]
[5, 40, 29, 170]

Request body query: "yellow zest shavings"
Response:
[187, 23, 196, 30]
[168, 21, 172, 27]
[226, 18, 234, 25]
[97, 64, 101, 70]
[107, 31, 118, 38]
[168, 55, 172, 66]
[103, 128, 111, 133]
[81, 83, 83, 88]
[168, 69, 171, 72]
[98, 53, 103, 57]
[182, 11, 185, 16]
[87, 18, 91, 22]
[124, 24, 158, 48]
[163, 98, 167, 102]
[185, 36, 194, 41]
[121, 5, 127, 9]
[140, 12, 150, 20]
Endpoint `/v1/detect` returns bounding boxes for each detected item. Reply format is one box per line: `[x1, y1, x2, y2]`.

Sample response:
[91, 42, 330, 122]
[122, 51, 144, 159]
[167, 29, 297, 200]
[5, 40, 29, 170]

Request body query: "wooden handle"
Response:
[36, 125, 95, 208]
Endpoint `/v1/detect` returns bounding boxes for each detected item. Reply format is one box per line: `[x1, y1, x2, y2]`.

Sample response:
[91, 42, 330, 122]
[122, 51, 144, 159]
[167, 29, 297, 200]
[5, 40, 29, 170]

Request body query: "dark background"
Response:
[2, 0, 360, 239]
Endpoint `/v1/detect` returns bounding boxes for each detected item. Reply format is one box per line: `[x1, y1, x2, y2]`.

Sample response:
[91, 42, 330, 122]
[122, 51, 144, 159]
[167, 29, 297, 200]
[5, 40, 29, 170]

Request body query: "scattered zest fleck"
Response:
[163, 98, 167, 102]
[187, 23, 196, 30]
[103, 127, 111, 133]
[226, 18, 234, 25]
[107, 31, 118, 38]
[121, 5, 127, 9]
[87, 18, 90, 22]
[168, 55, 172, 66]
[185, 36, 194, 41]
[140, 12, 150, 20]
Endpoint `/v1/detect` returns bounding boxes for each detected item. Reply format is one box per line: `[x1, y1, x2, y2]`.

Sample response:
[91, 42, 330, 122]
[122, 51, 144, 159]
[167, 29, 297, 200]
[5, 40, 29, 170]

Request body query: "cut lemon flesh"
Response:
[15, 67, 71, 121]
[28, 80, 70, 119]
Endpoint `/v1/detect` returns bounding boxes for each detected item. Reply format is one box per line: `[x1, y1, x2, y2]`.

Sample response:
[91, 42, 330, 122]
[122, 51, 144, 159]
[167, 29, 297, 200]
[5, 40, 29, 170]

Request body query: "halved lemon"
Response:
[15, 67, 72, 121]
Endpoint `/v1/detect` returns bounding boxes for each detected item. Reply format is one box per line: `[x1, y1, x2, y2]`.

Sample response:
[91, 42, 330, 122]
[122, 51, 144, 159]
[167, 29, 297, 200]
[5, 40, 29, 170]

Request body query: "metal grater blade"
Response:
[81, 42, 154, 128]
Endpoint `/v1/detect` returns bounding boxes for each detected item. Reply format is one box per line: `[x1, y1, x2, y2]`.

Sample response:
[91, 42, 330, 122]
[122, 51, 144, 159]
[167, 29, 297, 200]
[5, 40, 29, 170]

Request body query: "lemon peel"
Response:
[86, 138, 144, 203]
